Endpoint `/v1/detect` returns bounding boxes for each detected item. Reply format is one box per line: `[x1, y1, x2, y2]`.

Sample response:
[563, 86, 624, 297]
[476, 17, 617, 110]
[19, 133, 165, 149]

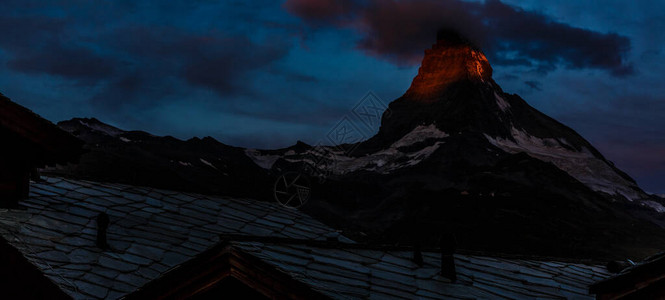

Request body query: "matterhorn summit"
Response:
[404, 29, 493, 101]
[361, 29, 647, 203]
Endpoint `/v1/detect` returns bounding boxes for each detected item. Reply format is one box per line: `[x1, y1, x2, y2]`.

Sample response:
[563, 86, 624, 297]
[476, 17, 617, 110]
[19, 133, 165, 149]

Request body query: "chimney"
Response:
[0, 93, 84, 208]
[96, 212, 110, 250]
[0, 156, 31, 208]
[440, 234, 457, 282]
[413, 242, 424, 267]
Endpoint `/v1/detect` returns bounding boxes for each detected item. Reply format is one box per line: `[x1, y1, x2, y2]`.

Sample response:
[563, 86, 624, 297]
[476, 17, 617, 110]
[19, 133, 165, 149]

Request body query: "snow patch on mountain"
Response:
[283, 125, 449, 175]
[200, 158, 217, 170]
[78, 120, 124, 137]
[485, 128, 592, 159]
[641, 200, 665, 213]
[392, 124, 449, 148]
[494, 92, 510, 112]
[333, 142, 446, 174]
[245, 149, 280, 169]
[485, 127, 644, 202]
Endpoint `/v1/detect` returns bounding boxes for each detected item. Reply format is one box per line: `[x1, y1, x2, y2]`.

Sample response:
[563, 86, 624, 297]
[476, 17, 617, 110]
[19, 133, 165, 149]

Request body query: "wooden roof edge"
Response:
[219, 233, 611, 265]
[0, 235, 72, 299]
[0, 93, 84, 164]
[124, 242, 330, 300]
[590, 253, 665, 294]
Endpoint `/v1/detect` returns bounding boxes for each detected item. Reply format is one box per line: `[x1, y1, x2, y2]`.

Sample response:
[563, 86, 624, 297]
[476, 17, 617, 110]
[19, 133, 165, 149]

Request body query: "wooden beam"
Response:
[125, 243, 329, 299]
[0, 236, 71, 299]
[0, 94, 84, 166]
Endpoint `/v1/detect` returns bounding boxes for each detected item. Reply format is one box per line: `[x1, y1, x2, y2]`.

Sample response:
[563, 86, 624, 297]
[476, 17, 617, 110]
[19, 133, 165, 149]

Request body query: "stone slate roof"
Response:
[0, 176, 345, 299]
[0, 176, 611, 299]
[233, 241, 611, 299]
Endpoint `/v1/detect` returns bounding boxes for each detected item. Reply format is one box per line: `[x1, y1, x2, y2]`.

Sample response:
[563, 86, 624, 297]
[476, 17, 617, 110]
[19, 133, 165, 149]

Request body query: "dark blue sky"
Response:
[1, 0, 663, 193]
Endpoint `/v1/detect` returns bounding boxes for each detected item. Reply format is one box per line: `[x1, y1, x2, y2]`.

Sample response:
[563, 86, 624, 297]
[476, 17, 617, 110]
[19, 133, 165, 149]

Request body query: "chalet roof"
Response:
[230, 240, 610, 299]
[0, 176, 611, 299]
[590, 250, 665, 296]
[0, 93, 83, 165]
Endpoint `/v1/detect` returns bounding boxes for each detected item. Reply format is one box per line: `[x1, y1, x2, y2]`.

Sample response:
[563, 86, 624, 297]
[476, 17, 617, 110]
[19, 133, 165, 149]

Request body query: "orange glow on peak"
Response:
[404, 44, 492, 102]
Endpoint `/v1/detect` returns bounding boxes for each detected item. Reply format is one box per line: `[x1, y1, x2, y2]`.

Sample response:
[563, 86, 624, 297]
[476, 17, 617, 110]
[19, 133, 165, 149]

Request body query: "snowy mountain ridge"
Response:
[244, 29, 658, 213]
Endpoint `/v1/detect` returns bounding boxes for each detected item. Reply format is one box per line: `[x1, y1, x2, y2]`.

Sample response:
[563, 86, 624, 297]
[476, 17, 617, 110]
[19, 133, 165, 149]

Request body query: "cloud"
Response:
[105, 26, 291, 96]
[178, 36, 289, 95]
[284, 0, 634, 75]
[0, 19, 292, 110]
[7, 46, 116, 81]
[0, 16, 116, 82]
[282, 0, 360, 25]
[524, 80, 542, 91]
[0, 5, 294, 102]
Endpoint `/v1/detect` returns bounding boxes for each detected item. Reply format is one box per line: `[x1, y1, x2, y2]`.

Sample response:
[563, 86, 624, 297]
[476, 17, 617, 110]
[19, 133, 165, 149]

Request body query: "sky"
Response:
[0, 0, 663, 193]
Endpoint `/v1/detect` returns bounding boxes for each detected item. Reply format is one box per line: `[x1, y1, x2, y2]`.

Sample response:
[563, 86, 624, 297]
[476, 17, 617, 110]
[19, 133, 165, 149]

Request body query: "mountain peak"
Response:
[404, 30, 492, 102]
[58, 117, 125, 137]
[435, 29, 477, 47]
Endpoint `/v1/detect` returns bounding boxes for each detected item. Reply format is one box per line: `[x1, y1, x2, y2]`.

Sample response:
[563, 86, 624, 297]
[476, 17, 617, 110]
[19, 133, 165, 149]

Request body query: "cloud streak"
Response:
[0, 16, 292, 111]
[0, 16, 117, 83]
[284, 0, 634, 76]
[108, 26, 290, 96]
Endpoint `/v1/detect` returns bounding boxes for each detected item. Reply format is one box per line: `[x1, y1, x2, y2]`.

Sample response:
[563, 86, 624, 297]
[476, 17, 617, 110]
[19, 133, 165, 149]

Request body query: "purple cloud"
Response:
[284, 0, 634, 76]
[0, 16, 116, 82]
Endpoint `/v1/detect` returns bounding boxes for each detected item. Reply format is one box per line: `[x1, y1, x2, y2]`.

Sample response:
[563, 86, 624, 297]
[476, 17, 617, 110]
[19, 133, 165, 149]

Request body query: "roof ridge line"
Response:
[219, 234, 449, 252]
[220, 234, 610, 265]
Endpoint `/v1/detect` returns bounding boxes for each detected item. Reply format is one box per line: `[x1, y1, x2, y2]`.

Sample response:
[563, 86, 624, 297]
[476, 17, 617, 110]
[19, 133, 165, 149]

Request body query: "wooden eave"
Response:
[0, 93, 84, 165]
[590, 256, 665, 298]
[124, 242, 329, 300]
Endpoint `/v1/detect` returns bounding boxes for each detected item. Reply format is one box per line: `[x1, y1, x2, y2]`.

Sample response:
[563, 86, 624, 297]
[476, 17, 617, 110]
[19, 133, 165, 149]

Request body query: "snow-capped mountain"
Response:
[251, 29, 653, 210]
[375, 31, 646, 203]
[51, 31, 665, 260]
[242, 31, 665, 259]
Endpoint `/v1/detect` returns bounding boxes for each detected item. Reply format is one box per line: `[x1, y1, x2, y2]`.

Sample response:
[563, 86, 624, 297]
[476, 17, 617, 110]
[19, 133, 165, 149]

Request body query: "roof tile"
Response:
[98, 255, 140, 273]
[125, 244, 167, 261]
[75, 281, 109, 299]
[0, 177, 612, 299]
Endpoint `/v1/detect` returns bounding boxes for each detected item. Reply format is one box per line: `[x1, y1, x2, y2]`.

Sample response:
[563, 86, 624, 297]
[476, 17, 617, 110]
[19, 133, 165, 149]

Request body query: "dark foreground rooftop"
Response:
[0, 177, 610, 299]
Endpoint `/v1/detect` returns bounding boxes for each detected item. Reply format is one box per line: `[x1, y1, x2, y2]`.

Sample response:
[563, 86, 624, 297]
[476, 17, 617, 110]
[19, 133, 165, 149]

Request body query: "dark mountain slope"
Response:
[50, 118, 273, 199]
